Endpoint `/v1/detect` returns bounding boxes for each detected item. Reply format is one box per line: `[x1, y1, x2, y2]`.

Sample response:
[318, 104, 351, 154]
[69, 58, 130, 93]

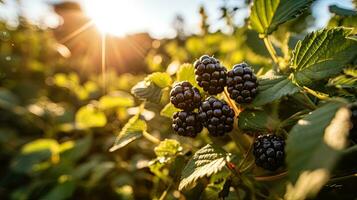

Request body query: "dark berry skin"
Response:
[227, 63, 258, 104]
[172, 111, 203, 137]
[194, 55, 227, 95]
[253, 134, 285, 171]
[349, 105, 357, 142]
[198, 97, 235, 137]
[170, 81, 201, 111]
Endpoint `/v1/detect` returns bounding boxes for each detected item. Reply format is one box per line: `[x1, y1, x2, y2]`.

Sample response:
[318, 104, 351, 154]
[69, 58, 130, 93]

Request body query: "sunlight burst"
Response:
[83, 0, 132, 36]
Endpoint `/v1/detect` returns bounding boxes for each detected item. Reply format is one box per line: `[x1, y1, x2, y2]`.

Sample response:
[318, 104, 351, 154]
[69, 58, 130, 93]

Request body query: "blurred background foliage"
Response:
[0, 0, 356, 199]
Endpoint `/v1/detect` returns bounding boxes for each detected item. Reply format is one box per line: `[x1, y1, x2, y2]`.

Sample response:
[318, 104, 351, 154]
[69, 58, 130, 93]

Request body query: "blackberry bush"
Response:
[253, 134, 285, 171]
[170, 81, 202, 111]
[227, 63, 258, 104]
[172, 111, 203, 137]
[198, 97, 235, 136]
[194, 55, 227, 95]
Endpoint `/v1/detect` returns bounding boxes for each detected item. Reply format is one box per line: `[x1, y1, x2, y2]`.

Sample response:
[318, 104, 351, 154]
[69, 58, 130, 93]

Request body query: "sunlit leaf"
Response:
[291, 28, 357, 85]
[75, 105, 107, 129]
[252, 76, 299, 106]
[99, 91, 134, 110]
[286, 101, 348, 183]
[160, 103, 180, 118]
[110, 115, 147, 152]
[179, 144, 231, 190]
[154, 139, 182, 157]
[148, 72, 172, 88]
[131, 72, 171, 103]
[249, 0, 314, 35]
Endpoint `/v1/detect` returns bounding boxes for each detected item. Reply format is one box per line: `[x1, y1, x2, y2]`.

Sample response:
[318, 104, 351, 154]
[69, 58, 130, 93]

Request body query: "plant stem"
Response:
[159, 182, 173, 200]
[254, 171, 288, 181]
[238, 136, 255, 170]
[263, 36, 279, 71]
[302, 92, 317, 109]
[143, 131, 160, 144]
[223, 88, 242, 116]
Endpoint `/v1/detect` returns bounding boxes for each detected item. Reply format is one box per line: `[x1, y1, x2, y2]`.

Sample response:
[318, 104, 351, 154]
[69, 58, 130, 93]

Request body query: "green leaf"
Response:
[131, 80, 162, 103]
[328, 68, 357, 89]
[250, 0, 313, 35]
[179, 144, 231, 190]
[160, 103, 180, 118]
[40, 180, 75, 200]
[110, 115, 147, 152]
[286, 101, 349, 183]
[329, 5, 357, 17]
[0, 88, 19, 109]
[252, 76, 300, 106]
[148, 72, 172, 88]
[61, 135, 92, 162]
[154, 139, 182, 157]
[75, 105, 107, 129]
[238, 109, 280, 131]
[131, 72, 172, 103]
[88, 162, 115, 187]
[98, 91, 134, 110]
[12, 139, 60, 173]
[291, 28, 357, 85]
[176, 63, 197, 84]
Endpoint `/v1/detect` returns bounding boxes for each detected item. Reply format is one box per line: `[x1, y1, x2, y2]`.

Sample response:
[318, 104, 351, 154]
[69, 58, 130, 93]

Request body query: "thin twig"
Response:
[254, 171, 288, 181]
[238, 136, 255, 170]
[263, 36, 279, 71]
[223, 88, 241, 116]
[143, 131, 160, 144]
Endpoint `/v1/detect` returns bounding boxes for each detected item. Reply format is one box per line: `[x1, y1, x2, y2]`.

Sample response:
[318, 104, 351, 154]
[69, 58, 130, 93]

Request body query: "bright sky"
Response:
[0, 0, 355, 38]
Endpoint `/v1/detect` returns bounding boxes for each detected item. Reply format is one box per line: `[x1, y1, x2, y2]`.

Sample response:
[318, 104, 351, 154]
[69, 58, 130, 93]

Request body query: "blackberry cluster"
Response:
[253, 134, 285, 171]
[349, 105, 357, 142]
[198, 97, 235, 136]
[227, 63, 258, 104]
[194, 55, 227, 95]
[170, 81, 201, 111]
[172, 111, 203, 137]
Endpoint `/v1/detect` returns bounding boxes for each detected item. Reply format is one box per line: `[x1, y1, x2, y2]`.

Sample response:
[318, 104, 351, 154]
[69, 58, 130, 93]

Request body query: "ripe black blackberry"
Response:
[349, 105, 357, 142]
[194, 55, 227, 95]
[172, 111, 203, 137]
[198, 97, 235, 136]
[253, 134, 285, 171]
[227, 63, 258, 104]
[170, 81, 201, 111]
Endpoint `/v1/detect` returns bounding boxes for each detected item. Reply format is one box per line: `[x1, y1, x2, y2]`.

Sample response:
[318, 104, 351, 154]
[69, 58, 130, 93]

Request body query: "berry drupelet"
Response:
[198, 97, 235, 137]
[253, 134, 285, 171]
[172, 111, 203, 137]
[170, 81, 202, 111]
[227, 63, 258, 104]
[194, 55, 227, 95]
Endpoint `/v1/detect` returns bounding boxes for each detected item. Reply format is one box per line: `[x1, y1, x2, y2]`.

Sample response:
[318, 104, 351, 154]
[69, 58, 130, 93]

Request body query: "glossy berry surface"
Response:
[253, 134, 285, 171]
[198, 97, 235, 137]
[194, 55, 227, 95]
[170, 81, 201, 111]
[227, 63, 258, 104]
[172, 111, 203, 137]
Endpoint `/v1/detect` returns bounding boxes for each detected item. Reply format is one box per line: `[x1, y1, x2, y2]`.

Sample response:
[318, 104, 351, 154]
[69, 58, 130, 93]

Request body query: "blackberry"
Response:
[349, 105, 357, 142]
[227, 63, 258, 104]
[170, 81, 201, 111]
[172, 111, 203, 137]
[194, 55, 227, 95]
[253, 134, 285, 171]
[198, 97, 235, 136]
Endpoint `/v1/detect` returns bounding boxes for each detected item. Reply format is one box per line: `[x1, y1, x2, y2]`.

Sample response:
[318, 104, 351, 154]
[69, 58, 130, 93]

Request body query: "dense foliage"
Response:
[0, 1, 356, 200]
